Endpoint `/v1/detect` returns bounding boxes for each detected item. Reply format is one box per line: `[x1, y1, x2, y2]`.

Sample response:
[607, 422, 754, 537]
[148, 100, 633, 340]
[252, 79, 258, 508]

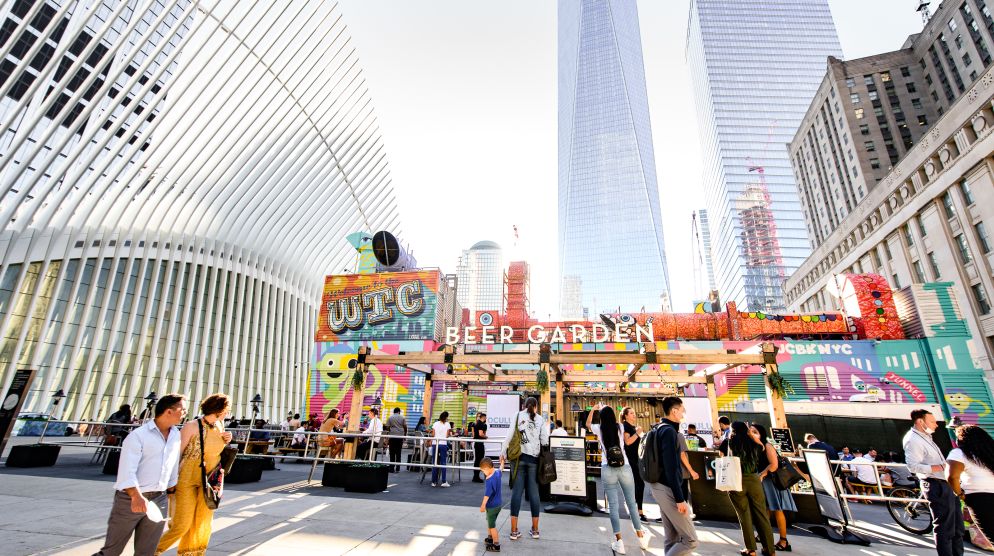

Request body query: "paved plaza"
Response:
[0, 439, 979, 556]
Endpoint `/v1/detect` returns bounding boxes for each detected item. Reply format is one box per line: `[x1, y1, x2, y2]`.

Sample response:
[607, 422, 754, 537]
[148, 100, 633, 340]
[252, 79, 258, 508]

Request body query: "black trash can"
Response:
[225, 456, 263, 484]
[102, 450, 120, 475]
[343, 463, 389, 493]
[6, 444, 61, 468]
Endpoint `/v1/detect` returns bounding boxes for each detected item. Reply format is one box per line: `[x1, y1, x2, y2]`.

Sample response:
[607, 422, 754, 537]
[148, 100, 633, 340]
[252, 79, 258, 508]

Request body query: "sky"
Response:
[337, 0, 925, 320]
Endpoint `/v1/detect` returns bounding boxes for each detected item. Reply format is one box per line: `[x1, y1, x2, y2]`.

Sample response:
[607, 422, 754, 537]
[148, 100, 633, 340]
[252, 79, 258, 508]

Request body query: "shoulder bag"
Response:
[714, 443, 743, 492]
[198, 418, 223, 510]
[772, 454, 804, 491]
[538, 445, 557, 484]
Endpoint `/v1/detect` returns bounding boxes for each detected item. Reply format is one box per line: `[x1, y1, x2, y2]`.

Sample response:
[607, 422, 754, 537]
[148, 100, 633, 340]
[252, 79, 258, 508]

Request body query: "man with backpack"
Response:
[642, 396, 699, 555]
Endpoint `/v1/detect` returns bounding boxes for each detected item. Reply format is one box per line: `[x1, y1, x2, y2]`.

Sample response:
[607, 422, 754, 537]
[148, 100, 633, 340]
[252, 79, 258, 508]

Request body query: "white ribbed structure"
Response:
[0, 0, 401, 421]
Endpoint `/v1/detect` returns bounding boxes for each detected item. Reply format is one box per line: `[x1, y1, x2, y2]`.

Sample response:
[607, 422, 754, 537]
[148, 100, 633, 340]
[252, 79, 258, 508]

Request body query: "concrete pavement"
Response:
[0, 440, 978, 555]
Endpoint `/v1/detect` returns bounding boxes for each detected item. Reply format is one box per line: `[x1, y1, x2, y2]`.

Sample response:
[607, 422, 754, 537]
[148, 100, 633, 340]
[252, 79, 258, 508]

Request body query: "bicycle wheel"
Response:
[887, 487, 933, 534]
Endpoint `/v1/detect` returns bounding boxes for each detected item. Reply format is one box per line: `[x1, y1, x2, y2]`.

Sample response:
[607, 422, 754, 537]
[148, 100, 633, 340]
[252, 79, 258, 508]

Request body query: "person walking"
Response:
[752, 423, 795, 552]
[431, 411, 454, 487]
[500, 397, 549, 542]
[620, 407, 648, 523]
[155, 393, 233, 556]
[904, 409, 964, 556]
[386, 408, 408, 472]
[719, 421, 776, 556]
[645, 396, 698, 556]
[94, 394, 187, 556]
[472, 412, 489, 483]
[948, 425, 994, 541]
[587, 403, 649, 554]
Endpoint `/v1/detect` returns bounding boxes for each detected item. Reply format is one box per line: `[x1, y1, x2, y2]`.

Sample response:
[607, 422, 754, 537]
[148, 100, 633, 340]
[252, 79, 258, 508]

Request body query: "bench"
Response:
[276, 447, 306, 462]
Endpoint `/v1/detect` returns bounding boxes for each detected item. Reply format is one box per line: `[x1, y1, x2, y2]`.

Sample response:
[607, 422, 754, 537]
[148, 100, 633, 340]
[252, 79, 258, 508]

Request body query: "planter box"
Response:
[6, 444, 61, 468]
[343, 464, 389, 493]
[321, 461, 351, 488]
[225, 457, 263, 484]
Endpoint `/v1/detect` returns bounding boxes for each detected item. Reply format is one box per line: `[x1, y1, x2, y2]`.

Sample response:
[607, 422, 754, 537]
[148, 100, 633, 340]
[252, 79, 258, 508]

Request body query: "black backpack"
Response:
[606, 444, 625, 467]
[638, 424, 664, 483]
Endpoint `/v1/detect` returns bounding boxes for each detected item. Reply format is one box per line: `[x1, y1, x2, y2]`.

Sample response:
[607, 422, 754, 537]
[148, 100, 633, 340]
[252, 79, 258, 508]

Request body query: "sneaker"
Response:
[639, 514, 649, 523]
[530, 529, 540, 539]
[486, 542, 501, 552]
[431, 483, 437, 487]
[441, 482, 451, 488]
[610, 539, 626, 554]
[509, 530, 521, 541]
[638, 533, 650, 551]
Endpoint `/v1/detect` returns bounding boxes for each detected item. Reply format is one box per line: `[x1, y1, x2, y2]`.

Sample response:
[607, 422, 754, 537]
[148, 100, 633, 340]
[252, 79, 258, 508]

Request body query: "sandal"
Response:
[739, 550, 756, 556]
[775, 539, 792, 551]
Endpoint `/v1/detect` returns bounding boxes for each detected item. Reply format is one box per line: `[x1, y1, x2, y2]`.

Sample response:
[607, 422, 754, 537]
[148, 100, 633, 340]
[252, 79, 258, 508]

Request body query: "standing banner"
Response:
[550, 436, 586, 496]
[485, 394, 519, 457]
[682, 397, 713, 447]
[0, 369, 37, 457]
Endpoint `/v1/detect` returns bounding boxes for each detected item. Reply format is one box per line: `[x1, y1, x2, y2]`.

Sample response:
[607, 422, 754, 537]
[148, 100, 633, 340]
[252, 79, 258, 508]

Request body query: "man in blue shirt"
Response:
[94, 393, 186, 556]
[479, 457, 503, 552]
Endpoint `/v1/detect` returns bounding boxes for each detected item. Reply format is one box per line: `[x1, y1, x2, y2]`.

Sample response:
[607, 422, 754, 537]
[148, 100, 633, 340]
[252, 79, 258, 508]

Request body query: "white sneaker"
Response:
[431, 483, 437, 487]
[441, 482, 451, 488]
[638, 532, 650, 550]
[611, 539, 626, 554]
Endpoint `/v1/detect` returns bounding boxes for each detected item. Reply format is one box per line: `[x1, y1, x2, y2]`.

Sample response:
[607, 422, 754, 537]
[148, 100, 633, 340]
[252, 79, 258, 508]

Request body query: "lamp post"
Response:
[251, 393, 263, 423]
[142, 391, 157, 421]
[50, 389, 65, 419]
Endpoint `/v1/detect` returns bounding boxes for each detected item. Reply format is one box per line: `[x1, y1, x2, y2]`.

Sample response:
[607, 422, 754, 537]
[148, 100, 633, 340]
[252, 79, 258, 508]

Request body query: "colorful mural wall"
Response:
[316, 270, 442, 342]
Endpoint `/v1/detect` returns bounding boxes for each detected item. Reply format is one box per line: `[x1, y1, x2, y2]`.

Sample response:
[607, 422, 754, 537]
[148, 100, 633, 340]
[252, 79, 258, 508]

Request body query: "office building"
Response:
[455, 241, 503, 320]
[686, 0, 842, 312]
[558, 0, 671, 317]
[0, 1, 401, 420]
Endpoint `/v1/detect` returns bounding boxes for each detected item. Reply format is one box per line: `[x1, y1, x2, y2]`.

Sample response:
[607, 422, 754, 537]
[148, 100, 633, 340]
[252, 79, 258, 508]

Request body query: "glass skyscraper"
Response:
[686, 0, 842, 312]
[558, 0, 670, 319]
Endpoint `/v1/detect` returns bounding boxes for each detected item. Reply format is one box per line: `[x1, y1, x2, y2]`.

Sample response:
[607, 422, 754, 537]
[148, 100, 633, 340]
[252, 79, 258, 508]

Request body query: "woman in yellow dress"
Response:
[156, 393, 233, 556]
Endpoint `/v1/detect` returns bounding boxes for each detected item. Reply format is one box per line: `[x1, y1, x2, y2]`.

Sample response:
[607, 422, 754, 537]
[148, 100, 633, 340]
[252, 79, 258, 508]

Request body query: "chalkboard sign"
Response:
[771, 427, 795, 454]
[0, 369, 37, 456]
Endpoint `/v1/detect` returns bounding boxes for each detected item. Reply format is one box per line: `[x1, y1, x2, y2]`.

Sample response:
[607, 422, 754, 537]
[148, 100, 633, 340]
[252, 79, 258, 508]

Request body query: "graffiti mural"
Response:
[316, 271, 442, 342]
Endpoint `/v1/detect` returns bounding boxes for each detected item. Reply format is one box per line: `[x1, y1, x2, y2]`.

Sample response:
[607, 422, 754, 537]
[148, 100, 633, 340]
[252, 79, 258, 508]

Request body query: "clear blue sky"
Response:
[338, 0, 925, 319]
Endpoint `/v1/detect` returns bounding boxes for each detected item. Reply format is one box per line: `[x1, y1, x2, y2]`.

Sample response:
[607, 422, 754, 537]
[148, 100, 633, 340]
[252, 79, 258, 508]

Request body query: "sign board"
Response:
[771, 428, 795, 454]
[682, 397, 713, 446]
[0, 369, 37, 457]
[802, 448, 850, 527]
[485, 394, 519, 457]
[316, 271, 441, 341]
[550, 435, 587, 496]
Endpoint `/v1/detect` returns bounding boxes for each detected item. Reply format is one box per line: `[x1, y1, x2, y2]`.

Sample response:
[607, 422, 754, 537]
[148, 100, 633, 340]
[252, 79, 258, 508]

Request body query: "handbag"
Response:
[714, 444, 743, 492]
[506, 417, 522, 461]
[219, 443, 238, 475]
[772, 454, 804, 491]
[538, 446, 557, 484]
[198, 418, 223, 510]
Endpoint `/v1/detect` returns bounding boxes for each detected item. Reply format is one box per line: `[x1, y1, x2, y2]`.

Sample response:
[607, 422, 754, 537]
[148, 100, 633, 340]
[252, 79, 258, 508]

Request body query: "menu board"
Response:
[771, 427, 795, 454]
[550, 436, 586, 496]
[0, 369, 36, 456]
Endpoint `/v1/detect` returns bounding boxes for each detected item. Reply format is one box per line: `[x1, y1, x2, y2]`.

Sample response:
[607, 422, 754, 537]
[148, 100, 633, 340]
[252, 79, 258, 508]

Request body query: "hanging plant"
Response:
[351, 370, 365, 390]
[767, 371, 795, 399]
[536, 369, 549, 393]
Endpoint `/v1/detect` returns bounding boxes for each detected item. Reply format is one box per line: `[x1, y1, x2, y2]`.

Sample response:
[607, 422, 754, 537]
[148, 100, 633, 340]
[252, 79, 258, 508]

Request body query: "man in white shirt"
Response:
[551, 419, 568, 437]
[844, 449, 878, 486]
[356, 408, 383, 460]
[903, 408, 964, 556]
[94, 393, 186, 556]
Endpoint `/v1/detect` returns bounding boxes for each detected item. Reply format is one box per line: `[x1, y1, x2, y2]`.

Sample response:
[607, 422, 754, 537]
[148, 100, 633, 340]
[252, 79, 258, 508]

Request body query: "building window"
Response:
[907, 82, 917, 93]
[872, 249, 882, 269]
[973, 284, 992, 314]
[949, 18, 959, 32]
[918, 114, 928, 126]
[904, 224, 915, 246]
[961, 179, 975, 204]
[932, 90, 940, 102]
[865, 75, 875, 86]
[846, 77, 856, 88]
[884, 241, 894, 260]
[926, 73, 934, 85]
[971, 70, 979, 81]
[914, 260, 927, 283]
[977, 222, 992, 254]
[881, 71, 892, 82]
[855, 108, 864, 119]
[912, 98, 923, 109]
[956, 234, 972, 263]
[956, 34, 965, 49]
[916, 214, 927, 237]
[928, 252, 941, 278]
[865, 140, 876, 152]
[943, 192, 956, 218]
[964, 52, 973, 66]
[893, 273, 902, 289]
[860, 124, 870, 135]
[870, 157, 881, 169]
[901, 66, 911, 77]
[850, 93, 860, 104]
[869, 90, 879, 101]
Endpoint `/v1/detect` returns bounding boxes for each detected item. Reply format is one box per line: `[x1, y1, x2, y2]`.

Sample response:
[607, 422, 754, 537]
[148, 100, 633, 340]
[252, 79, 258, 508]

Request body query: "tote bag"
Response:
[714, 445, 742, 492]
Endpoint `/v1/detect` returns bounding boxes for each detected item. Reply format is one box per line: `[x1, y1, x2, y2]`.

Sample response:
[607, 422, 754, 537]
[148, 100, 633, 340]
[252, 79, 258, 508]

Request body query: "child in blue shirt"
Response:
[479, 457, 502, 552]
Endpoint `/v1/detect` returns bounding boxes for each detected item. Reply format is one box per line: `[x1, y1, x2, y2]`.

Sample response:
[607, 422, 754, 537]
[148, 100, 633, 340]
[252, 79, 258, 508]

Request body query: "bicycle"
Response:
[887, 486, 933, 534]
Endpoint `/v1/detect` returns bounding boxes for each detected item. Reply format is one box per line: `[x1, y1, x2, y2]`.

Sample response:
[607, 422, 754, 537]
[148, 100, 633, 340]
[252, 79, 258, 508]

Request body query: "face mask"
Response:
[924, 426, 936, 434]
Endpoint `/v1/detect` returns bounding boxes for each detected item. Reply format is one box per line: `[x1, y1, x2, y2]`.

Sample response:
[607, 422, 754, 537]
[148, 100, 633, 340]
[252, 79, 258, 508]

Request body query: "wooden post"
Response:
[462, 384, 470, 429]
[346, 347, 367, 460]
[540, 363, 552, 422]
[555, 372, 564, 427]
[706, 377, 720, 438]
[423, 374, 433, 423]
[762, 342, 788, 429]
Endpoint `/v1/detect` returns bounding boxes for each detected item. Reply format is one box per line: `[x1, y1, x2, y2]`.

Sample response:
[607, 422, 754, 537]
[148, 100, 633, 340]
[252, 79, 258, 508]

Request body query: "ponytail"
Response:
[525, 396, 538, 421]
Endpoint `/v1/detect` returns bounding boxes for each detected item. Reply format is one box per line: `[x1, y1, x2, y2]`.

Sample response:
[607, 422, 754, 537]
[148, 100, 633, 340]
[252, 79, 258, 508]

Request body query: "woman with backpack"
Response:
[718, 421, 776, 556]
[587, 403, 649, 554]
[621, 406, 648, 522]
[751, 423, 794, 552]
[499, 397, 549, 541]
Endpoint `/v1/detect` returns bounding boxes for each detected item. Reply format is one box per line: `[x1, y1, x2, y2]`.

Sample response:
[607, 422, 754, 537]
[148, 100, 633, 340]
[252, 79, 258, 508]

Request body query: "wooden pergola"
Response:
[341, 341, 788, 456]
